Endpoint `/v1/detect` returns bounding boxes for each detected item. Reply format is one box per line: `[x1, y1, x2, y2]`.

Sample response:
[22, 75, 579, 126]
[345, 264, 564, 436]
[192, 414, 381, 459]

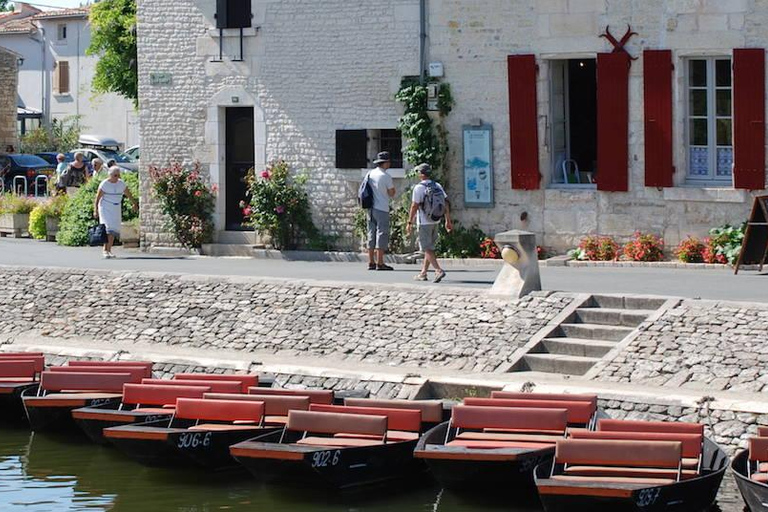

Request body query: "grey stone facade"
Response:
[0, 47, 19, 153]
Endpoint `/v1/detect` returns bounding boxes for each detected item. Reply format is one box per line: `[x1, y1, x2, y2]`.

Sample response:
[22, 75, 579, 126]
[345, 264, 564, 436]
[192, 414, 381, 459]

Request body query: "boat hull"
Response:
[167, 427, 282, 471]
[0, 382, 38, 422]
[72, 407, 174, 445]
[732, 449, 768, 512]
[22, 388, 122, 433]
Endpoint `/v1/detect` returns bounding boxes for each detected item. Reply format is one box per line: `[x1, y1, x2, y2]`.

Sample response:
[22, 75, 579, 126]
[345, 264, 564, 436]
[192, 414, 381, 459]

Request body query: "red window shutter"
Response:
[597, 52, 630, 192]
[733, 48, 766, 190]
[508, 55, 540, 190]
[643, 50, 674, 188]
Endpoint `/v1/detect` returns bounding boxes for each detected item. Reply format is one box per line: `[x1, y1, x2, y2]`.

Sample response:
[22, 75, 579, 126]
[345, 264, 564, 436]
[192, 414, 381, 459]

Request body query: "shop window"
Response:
[335, 129, 404, 169]
[687, 57, 733, 183]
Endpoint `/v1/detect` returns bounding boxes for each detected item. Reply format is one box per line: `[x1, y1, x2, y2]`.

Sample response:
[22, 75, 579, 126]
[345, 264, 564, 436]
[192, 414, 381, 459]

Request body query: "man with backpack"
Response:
[406, 163, 453, 282]
[359, 151, 396, 270]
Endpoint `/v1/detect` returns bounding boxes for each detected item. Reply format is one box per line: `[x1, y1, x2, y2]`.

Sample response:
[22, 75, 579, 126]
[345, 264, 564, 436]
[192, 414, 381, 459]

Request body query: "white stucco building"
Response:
[0, 3, 138, 146]
[137, 0, 768, 252]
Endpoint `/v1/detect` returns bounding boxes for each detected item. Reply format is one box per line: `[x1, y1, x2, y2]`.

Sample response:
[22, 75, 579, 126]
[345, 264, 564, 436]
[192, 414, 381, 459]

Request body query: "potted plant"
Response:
[0, 195, 37, 238]
[44, 195, 68, 242]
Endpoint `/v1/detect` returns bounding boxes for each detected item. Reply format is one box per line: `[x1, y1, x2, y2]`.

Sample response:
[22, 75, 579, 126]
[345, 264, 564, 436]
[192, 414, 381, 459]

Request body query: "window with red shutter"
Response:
[733, 48, 766, 190]
[644, 50, 674, 188]
[597, 52, 630, 192]
[507, 55, 540, 190]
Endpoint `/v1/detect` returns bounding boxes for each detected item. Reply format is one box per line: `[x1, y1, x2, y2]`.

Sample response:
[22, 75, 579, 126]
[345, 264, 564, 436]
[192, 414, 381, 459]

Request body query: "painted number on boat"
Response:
[311, 450, 340, 468]
[177, 432, 212, 449]
[636, 488, 661, 507]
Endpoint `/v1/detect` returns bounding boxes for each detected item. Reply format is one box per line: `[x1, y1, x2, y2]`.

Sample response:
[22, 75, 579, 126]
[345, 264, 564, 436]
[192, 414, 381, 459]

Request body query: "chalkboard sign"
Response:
[734, 195, 768, 274]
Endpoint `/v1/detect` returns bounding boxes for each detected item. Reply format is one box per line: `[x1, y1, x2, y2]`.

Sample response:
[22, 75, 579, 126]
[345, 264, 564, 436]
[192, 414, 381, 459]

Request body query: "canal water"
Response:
[0, 426, 747, 512]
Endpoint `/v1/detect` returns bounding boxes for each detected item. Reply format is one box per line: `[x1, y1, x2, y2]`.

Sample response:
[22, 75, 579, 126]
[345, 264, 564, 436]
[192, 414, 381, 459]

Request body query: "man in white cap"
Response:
[366, 151, 396, 271]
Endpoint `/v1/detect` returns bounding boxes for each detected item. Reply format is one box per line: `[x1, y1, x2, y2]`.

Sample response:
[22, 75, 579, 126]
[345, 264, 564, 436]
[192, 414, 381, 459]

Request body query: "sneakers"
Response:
[103, 251, 116, 259]
[434, 270, 447, 283]
[376, 264, 394, 271]
[368, 263, 377, 271]
[414, 273, 428, 281]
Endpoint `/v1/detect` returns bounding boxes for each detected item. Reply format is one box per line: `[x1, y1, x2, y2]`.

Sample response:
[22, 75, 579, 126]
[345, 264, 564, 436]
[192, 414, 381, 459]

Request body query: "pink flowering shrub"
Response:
[675, 236, 705, 263]
[623, 232, 664, 262]
[571, 235, 619, 261]
[149, 162, 216, 248]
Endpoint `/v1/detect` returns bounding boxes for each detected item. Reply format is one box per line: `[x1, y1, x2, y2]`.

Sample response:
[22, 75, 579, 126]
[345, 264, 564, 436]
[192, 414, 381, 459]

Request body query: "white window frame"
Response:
[56, 23, 67, 42]
[685, 56, 733, 185]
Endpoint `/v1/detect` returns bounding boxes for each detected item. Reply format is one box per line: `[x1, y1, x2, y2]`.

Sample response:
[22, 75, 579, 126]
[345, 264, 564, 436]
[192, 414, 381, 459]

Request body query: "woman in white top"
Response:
[93, 166, 138, 259]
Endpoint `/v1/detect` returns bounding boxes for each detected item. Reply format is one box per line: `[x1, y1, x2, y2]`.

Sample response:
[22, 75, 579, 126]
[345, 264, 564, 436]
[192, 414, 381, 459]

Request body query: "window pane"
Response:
[716, 90, 731, 116]
[690, 90, 708, 116]
[691, 118, 708, 146]
[689, 60, 707, 87]
[716, 60, 732, 87]
[717, 148, 733, 177]
[717, 119, 732, 145]
[690, 147, 710, 176]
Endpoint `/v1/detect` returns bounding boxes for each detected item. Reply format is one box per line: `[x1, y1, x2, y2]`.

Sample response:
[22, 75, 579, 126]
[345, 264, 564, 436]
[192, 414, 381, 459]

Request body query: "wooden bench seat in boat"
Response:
[464, 397, 595, 426]
[295, 436, 391, 448]
[0, 352, 44, 357]
[491, 391, 598, 409]
[456, 431, 566, 443]
[67, 361, 153, 378]
[598, 419, 704, 435]
[37, 371, 138, 394]
[142, 379, 241, 394]
[309, 404, 422, 442]
[344, 398, 444, 424]
[175, 398, 265, 426]
[246, 387, 334, 404]
[51, 365, 148, 383]
[287, 410, 388, 447]
[72, 384, 212, 422]
[204, 393, 310, 421]
[447, 439, 554, 450]
[747, 437, 768, 483]
[0, 360, 37, 380]
[0, 356, 45, 374]
[174, 374, 258, 393]
[188, 424, 263, 431]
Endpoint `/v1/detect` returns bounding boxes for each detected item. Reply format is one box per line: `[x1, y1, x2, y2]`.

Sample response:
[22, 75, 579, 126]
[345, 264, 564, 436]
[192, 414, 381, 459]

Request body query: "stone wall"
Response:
[0, 265, 574, 373]
[0, 47, 19, 152]
[595, 299, 768, 393]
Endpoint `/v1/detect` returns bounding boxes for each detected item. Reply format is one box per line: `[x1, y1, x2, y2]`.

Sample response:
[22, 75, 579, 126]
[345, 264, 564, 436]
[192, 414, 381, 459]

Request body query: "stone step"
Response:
[539, 337, 617, 358]
[591, 295, 667, 311]
[558, 323, 634, 342]
[521, 354, 602, 376]
[574, 308, 654, 327]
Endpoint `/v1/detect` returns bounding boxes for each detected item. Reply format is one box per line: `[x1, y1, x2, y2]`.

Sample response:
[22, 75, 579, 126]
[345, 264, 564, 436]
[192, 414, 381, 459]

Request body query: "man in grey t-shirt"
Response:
[366, 152, 396, 270]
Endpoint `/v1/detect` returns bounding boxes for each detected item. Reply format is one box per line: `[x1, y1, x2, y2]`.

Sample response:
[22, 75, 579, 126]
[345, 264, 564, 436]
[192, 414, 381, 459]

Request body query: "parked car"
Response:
[36, 152, 75, 166]
[0, 154, 56, 195]
[72, 135, 138, 172]
[124, 145, 139, 161]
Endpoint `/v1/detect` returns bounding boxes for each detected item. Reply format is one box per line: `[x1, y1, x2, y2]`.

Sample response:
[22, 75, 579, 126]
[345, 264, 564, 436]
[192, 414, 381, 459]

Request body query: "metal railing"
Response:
[12, 176, 27, 197]
[34, 175, 49, 198]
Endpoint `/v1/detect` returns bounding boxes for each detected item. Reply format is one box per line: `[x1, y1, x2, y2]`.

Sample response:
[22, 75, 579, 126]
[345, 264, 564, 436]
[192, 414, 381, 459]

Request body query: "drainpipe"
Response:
[31, 24, 48, 125]
[419, 0, 427, 84]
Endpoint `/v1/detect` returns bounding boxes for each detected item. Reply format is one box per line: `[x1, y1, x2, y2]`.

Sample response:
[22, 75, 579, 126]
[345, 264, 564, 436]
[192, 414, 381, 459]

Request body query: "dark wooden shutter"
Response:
[733, 48, 766, 190]
[59, 61, 70, 95]
[507, 55, 540, 190]
[335, 130, 368, 169]
[216, 0, 251, 29]
[643, 50, 674, 188]
[597, 52, 630, 192]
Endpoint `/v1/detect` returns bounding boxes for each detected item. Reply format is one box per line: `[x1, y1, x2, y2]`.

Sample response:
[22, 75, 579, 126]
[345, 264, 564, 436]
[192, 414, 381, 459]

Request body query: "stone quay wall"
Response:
[0, 266, 574, 374]
[593, 299, 768, 393]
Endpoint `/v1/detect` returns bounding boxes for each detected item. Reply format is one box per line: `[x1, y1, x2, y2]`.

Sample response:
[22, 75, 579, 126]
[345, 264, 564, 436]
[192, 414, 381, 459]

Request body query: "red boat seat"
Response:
[549, 475, 675, 486]
[759, 427, 768, 437]
[296, 436, 386, 448]
[247, 387, 334, 405]
[132, 407, 174, 414]
[0, 352, 44, 357]
[334, 431, 419, 442]
[309, 404, 421, 432]
[451, 405, 568, 434]
[264, 416, 289, 425]
[456, 431, 564, 443]
[68, 361, 153, 378]
[188, 424, 262, 432]
[287, 410, 387, 438]
[564, 466, 698, 480]
[122, 383, 210, 406]
[569, 429, 703, 460]
[51, 366, 148, 383]
[464, 398, 594, 425]
[174, 374, 258, 393]
[175, 398, 264, 423]
[750, 437, 768, 461]
[40, 371, 136, 392]
[142, 379, 241, 394]
[0, 357, 45, 373]
[0, 361, 36, 379]
[751, 473, 768, 483]
[446, 439, 553, 450]
[344, 398, 444, 423]
[598, 419, 704, 436]
[491, 392, 598, 408]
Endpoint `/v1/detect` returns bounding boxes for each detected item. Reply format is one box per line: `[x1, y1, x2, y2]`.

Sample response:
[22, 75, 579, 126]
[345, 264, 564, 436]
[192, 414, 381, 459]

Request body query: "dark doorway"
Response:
[225, 107, 254, 230]
[568, 59, 597, 176]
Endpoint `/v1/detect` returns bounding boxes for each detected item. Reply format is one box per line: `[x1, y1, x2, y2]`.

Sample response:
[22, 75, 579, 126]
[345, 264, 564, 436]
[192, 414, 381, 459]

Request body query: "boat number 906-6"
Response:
[177, 432, 212, 449]
[636, 488, 661, 507]
[311, 450, 340, 468]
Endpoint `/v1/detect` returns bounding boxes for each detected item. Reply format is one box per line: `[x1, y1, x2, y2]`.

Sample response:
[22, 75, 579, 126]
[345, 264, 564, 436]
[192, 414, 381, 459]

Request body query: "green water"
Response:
[0, 426, 745, 512]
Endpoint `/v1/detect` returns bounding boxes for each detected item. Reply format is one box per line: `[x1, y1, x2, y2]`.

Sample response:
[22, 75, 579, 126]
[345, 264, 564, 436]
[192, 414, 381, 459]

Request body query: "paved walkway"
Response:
[1, 238, 766, 302]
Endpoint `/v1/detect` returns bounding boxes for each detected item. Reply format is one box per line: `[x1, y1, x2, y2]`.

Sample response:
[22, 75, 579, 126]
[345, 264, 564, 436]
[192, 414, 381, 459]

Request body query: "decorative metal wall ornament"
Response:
[600, 25, 638, 60]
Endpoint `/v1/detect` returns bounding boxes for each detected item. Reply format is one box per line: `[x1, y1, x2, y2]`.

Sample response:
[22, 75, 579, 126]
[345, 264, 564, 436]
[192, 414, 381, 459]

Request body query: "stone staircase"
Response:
[511, 295, 667, 376]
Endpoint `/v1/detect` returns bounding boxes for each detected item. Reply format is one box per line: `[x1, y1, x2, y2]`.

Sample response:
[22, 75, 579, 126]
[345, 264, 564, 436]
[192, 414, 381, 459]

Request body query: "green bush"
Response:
[57, 172, 139, 246]
[0, 194, 37, 214]
[29, 205, 47, 239]
[436, 222, 487, 258]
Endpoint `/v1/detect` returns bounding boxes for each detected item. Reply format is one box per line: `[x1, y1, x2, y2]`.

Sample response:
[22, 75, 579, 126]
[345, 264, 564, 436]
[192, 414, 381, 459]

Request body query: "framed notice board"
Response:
[734, 195, 768, 274]
[463, 125, 494, 208]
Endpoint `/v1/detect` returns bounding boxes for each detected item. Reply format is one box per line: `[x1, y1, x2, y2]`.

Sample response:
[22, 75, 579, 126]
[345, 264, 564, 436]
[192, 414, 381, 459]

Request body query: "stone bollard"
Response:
[490, 230, 542, 298]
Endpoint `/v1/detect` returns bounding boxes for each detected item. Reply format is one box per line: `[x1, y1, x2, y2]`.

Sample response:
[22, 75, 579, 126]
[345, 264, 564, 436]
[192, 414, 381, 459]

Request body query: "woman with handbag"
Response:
[93, 166, 138, 259]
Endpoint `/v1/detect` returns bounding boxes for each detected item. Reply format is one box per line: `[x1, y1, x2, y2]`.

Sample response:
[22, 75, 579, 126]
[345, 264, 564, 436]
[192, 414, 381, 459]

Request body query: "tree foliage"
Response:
[19, 116, 82, 154]
[0, 1, 12, 12]
[87, 0, 138, 105]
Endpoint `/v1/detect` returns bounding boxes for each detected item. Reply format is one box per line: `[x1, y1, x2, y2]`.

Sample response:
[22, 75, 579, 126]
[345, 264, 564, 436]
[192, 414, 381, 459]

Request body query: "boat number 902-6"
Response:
[311, 450, 340, 468]
[177, 432, 212, 449]
[636, 488, 661, 507]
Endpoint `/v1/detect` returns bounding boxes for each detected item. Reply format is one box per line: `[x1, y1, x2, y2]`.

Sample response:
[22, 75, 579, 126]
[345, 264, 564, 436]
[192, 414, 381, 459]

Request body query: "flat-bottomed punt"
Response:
[731, 427, 768, 512]
[0, 355, 44, 421]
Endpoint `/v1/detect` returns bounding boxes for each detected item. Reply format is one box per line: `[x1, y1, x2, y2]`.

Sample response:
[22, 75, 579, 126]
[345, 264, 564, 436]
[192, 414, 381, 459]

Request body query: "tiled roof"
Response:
[0, 18, 36, 34]
[34, 7, 90, 20]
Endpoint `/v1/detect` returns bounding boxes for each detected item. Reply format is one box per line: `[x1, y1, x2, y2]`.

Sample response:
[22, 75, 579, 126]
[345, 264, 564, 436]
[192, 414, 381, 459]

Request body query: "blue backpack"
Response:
[358, 173, 374, 209]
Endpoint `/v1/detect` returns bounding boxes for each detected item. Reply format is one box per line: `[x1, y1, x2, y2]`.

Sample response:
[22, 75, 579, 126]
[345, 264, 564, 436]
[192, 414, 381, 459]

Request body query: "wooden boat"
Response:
[0, 356, 44, 421]
[231, 402, 444, 489]
[731, 427, 768, 512]
[173, 373, 259, 393]
[535, 419, 728, 512]
[22, 370, 141, 432]
[71, 383, 212, 444]
[104, 396, 300, 470]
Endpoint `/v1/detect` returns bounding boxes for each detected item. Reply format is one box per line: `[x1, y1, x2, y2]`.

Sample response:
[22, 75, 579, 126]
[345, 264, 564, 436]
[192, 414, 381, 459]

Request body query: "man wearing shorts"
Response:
[366, 152, 396, 270]
[406, 163, 453, 282]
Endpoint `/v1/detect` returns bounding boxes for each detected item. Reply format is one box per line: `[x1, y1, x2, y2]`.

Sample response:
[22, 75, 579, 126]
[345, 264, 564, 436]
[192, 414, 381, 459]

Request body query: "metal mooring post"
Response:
[489, 230, 542, 298]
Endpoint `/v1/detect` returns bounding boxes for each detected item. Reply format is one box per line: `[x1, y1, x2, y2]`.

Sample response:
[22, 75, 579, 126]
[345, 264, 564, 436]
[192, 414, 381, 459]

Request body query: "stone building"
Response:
[0, 46, 20, 152]
[138, 0, 768, 251]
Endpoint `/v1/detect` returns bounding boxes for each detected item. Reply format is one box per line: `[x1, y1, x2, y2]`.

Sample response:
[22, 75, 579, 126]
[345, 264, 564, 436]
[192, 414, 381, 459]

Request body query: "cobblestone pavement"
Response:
[1, 238, 766, 301]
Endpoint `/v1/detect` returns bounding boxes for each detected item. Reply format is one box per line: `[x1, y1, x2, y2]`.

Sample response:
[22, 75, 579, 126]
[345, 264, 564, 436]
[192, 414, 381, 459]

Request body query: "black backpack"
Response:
[358, 173, 374, 209]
